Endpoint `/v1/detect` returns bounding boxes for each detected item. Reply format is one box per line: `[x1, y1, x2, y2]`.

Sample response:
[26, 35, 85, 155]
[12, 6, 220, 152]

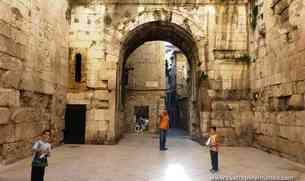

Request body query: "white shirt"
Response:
[32, 140, 51, 158]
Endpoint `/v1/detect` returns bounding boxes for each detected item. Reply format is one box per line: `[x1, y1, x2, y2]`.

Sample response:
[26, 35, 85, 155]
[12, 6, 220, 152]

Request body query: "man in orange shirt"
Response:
[159, 108, 169, 151]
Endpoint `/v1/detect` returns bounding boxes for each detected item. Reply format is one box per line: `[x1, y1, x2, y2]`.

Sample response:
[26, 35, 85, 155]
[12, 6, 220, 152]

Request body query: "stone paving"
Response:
[0, 134, 305, 181]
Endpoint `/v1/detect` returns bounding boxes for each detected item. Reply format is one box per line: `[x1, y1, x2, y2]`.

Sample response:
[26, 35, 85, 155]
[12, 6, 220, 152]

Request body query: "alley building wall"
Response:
[123, 41, 166, 133]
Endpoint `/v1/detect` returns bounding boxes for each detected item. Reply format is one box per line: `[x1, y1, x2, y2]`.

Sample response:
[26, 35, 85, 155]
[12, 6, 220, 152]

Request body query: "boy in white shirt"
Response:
[31, 130, 51, 181]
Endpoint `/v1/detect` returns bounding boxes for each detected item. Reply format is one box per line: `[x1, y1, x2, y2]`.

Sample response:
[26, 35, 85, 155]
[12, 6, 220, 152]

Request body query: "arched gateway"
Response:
[109, 9, 207, 140]
[115, 21, 203, 138]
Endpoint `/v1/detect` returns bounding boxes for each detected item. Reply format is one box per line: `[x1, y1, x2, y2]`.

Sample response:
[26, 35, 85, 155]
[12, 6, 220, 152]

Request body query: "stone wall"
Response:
[176, 52, 191, 131]
[0, 0, 69, 164]
[198, 2, 251, 144]
[125, 42, 166, 91]
[176, 52, 190, 99]
[249, 0, 305, 164]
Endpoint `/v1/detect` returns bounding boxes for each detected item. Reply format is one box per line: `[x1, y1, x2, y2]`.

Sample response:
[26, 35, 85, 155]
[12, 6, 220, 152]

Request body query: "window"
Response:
[75, 53, 82, 82]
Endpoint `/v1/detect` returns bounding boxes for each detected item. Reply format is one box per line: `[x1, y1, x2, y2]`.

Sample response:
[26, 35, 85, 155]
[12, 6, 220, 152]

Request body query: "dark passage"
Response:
[64, 105, 86, 144]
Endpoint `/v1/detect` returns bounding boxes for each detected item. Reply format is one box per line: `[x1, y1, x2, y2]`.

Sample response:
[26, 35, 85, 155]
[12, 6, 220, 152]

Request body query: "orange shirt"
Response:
[159, 112, 169, 129]
[209, 134, 219, 152]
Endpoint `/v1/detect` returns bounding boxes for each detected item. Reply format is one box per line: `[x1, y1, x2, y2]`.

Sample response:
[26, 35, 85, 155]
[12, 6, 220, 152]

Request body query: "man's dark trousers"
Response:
[160, 129, 167, 150]
[31, 166, 45, 181]
[210, 150, 218, 171]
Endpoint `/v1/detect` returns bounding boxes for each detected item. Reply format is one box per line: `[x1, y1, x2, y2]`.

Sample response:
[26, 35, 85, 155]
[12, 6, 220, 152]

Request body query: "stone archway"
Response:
[113, 20, 204, 139]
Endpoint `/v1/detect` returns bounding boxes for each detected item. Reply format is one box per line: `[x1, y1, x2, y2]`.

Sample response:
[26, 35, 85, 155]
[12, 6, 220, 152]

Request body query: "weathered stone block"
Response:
[0, 20, 11, 38]
[224, 120, 233, 127]
[277, 136, 302, 157]
[296, 81, 305, 94]
[0, 108, 10, 125]
[255, 135, 277, 150]
[268, 97, 280, 111]
[260, 123, 274, 137]
[210, 80, 222, 90]
[207, 90, 216, 98]
[276, 111, 295, 125]
[211, 101, 228, 111]
[240, 111, 254, 121]
[97, 120, 110, 131]
[231, 111, 241, 121]
[279, 83, 294, 97]
[11, 108, 36, 123]
[211, 119, 224, 127]
[296, 111, 305, 126]
[288, 94, 304, 110]
[19, 71, 34, 91]
[93, 109, 112, 121]
[239, 101, 252, 111]
[87, 80, 108, 89]
[2, 140, 32, 164]
[0, 54, 23, 71]
[278, 125, 298, 141]
[200, 112, 210, 121]
[0, 88, 20, 107]
[264, 112, 276, 124]
[67, 93, 90, 105]
[253, 121, 261, 134]
[93, 90, 110, 100]
[0, 125, 11, 144]
[0, 70, 22, 89]
[16, 43, 26, 60]
[211, 111, 224, 120]
[272, 85, 281, 97]
[93, 100, 109, 109]
[254, 112, 264, 122]
[227, 102, 239, 111]
[107, 77, 116, 91]
[200, 112, 209, 133]
[15, 122, 48, 141]
[216, 127, 237, 145]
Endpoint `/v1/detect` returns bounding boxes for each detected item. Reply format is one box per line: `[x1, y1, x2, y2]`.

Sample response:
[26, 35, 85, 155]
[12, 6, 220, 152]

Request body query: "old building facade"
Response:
[123, 41, 166, 133]
[0, 0, 304, 165]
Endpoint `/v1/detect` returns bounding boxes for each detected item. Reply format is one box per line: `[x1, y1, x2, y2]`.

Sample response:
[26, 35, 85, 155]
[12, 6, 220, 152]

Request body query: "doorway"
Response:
[64, 105, 86, 144]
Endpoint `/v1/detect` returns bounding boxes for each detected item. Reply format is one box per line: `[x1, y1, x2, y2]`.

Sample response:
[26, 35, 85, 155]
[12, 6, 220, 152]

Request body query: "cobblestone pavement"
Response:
[1, 134, 305, 181]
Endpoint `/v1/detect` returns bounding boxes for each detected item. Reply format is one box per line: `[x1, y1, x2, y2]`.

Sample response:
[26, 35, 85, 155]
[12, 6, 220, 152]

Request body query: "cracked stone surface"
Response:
[0, 134, 305, 181]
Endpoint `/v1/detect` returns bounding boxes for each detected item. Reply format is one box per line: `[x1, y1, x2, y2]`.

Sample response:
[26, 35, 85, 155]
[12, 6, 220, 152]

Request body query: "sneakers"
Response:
[209, 169, 218, 173]
[160, 148, 168, 151]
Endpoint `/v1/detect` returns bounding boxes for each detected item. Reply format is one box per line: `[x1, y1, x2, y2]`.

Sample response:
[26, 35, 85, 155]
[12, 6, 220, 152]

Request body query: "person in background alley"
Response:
[159, 108, 169, 151]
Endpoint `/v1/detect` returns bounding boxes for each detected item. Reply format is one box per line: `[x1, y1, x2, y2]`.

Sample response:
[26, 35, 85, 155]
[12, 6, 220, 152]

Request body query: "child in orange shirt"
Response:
[206, 126, 219, 173]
